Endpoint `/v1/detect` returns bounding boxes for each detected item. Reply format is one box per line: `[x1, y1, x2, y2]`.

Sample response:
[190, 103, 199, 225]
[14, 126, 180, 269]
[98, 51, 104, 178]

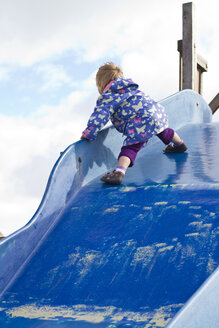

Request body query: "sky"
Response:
[0, 0, 218, 236]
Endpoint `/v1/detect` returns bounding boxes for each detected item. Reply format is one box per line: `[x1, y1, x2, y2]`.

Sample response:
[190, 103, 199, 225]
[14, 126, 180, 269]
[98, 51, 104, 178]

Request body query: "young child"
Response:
[81, 62, 187, 185]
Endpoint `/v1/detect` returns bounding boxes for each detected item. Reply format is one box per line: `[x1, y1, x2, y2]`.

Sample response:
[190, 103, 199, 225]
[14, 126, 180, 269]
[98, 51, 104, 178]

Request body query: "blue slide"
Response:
[0, 90, 218, 328]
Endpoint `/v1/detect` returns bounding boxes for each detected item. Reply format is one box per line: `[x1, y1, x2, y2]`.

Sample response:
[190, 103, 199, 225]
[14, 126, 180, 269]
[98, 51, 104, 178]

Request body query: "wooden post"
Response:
[197, 54, 208, 95]
[209, 93, 219, 114]
[178, 2, 208, 95]
[182, 2, 197, 90]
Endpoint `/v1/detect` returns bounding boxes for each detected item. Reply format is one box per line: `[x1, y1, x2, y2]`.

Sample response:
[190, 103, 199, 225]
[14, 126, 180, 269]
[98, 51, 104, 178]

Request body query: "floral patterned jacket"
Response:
[82, 77, 168, 146]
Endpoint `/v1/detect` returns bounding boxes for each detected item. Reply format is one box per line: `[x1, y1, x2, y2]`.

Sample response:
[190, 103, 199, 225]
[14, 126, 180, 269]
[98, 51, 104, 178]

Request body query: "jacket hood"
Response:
[104, 77, 139, 93]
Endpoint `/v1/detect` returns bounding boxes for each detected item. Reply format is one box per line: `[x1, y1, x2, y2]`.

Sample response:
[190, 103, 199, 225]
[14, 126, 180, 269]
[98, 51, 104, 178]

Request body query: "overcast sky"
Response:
[0, 0, 218, 236]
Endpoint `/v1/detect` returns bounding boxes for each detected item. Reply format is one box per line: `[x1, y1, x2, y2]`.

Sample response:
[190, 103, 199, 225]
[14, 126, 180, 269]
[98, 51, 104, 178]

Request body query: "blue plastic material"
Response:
[0, 90, 218, 328]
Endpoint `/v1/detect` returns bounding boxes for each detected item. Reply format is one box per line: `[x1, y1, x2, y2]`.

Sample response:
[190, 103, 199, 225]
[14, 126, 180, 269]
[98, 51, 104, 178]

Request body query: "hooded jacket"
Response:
[83, 77, 168, 146]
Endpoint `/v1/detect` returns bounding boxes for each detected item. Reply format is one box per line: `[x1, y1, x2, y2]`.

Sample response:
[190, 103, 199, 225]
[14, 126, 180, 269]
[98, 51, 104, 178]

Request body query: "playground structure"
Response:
[178, 2, 218, 114]
[0, 2, 218, 328]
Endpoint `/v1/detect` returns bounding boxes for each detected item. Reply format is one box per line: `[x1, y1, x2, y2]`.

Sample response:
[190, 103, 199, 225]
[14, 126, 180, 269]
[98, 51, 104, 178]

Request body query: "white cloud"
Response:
[0, 197, 39, 236]
[0, 0, 125, 66]
[0, 66, 11, 81]
[0, 0, 218, 101]
[0, 86, 97, 236]
[36, 64, 74, 92]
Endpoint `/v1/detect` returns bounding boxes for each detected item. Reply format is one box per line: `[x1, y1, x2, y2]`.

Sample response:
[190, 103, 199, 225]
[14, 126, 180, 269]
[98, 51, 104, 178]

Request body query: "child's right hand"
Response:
[80, 134, 90, 141]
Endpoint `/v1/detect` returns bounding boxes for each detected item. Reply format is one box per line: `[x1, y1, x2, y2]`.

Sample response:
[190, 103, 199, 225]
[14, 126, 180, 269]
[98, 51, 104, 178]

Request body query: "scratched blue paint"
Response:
[0, 90, 218, 327]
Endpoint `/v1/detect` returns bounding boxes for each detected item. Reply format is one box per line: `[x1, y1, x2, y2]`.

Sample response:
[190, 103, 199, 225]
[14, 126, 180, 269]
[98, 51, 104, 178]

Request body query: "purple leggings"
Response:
[118, 128, 174, 167]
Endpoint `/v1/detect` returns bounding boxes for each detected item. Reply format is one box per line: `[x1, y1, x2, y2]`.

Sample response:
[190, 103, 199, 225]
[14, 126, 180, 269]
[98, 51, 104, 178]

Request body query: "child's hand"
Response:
[80, 134, 90, 141]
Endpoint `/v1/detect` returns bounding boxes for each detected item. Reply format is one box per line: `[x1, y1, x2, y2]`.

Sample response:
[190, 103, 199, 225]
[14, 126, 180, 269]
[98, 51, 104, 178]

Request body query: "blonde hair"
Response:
[96, 62, 123, 93]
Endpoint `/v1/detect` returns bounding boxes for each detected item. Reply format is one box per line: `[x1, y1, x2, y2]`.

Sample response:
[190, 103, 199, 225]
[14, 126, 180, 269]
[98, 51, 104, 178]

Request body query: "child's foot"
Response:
[101, 170, 124, 185]
[163, 142, 187, 153]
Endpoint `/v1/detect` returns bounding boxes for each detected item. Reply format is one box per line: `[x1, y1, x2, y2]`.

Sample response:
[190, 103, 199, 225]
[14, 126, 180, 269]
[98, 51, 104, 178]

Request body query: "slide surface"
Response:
[0, 90, 218, 328]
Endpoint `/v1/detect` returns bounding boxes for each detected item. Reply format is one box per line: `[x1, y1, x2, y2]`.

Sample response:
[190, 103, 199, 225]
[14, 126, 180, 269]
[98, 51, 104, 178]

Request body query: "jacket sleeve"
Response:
[82, 94, 116, 140]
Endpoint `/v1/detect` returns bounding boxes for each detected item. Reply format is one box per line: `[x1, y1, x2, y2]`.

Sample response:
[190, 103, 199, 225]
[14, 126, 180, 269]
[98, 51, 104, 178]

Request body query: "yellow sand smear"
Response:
[120, 186, 136, 192]
[185, 233, 199, 237]
[104, 207, 119, 213]
[158, 246, 174, 253]
[154, 202, 168, 206]
[178, 201, 191, 204]
[6, 303, 184, 326]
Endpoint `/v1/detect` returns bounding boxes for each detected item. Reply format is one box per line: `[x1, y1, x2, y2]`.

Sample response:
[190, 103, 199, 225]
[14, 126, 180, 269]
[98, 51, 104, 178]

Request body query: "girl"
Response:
[81, 62, 187, 185]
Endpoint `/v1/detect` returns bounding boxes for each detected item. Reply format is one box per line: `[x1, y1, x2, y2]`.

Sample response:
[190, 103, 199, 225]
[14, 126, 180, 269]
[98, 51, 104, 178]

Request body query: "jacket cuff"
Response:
[82, 127, 96, 140]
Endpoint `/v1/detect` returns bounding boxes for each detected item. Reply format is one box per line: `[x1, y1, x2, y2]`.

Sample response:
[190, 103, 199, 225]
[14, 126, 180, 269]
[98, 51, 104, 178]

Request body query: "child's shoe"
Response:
[101, 170, 124, 185]
[163, 142, 187, 153]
